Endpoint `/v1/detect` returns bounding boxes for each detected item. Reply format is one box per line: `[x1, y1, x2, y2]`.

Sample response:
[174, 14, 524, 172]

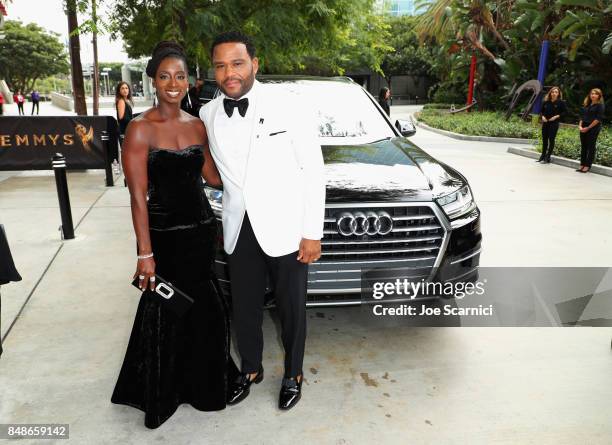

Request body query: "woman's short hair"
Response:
[544, 86, 562, 102]
[583, 88, 605, 107]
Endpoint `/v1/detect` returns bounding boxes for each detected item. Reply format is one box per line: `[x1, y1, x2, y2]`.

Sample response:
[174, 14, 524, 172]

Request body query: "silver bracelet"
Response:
[137, 252, 154, 260]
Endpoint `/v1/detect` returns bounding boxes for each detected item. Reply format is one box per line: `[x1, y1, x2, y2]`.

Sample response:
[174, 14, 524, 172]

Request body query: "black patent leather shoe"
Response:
[227, 366, 264, 405]
[279, 376, 302, 410]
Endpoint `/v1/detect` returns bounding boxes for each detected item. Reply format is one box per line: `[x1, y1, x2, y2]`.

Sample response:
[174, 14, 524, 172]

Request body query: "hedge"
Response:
[416, 109, 538, 139]
[416, 109, 611, 167]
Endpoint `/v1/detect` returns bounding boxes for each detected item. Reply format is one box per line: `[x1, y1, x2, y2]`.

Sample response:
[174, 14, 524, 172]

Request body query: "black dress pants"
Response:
[540, 121, 559, 161]
[31, 101, 39, 115]
[227, 212, 308, 378]
[580, 125, 601, 168]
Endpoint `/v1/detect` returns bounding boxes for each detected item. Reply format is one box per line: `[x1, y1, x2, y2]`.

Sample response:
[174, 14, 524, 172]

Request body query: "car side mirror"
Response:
[395, 119, 416, 137]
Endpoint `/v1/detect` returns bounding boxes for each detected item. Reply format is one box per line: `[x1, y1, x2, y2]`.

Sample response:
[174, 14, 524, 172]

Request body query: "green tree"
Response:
[71, 0, 113, 114]
[415, 0, 511, 61]
[414, 0, 610, 114]
[380, 15, 435, 92]
[0, 20, 69, 93]
[110, 0, 390, 76]
[500, 0, 611, 117]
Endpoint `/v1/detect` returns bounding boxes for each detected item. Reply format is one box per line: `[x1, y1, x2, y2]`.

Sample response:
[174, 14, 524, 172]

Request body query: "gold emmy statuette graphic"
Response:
[74, 124, 94, 150]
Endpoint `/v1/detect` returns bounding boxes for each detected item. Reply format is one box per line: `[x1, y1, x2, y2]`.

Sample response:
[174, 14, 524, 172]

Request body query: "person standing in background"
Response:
[0, 93, 4, 116]
[577, 88, 605, 173]
[188, 78, 204, 117]
[30, 90, 40, 115]
[14, 91, 24, 115]
[537, 86, 566, 164]
[378, 87, 391, 117]
[115, 81, 134, 143]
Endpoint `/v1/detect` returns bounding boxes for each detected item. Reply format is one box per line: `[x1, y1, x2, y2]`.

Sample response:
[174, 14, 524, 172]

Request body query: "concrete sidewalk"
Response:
[1, 99, 150, 117]
[1, 120, 612, 444]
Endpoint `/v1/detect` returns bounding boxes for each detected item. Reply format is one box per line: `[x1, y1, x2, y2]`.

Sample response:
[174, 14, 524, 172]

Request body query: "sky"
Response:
[5, 0, 130, 63]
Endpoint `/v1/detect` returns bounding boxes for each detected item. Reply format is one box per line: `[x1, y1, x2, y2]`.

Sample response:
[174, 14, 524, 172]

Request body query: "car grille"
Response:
[308, 203, 447, 296]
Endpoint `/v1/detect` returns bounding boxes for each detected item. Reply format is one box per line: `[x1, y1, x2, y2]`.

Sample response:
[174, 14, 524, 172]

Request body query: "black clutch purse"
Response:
[131, 274, 194, 317]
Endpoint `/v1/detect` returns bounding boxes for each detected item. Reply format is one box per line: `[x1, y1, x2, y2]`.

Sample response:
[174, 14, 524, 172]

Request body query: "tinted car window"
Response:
[322, 139, 414, 166]
[263, 80, 396, 145]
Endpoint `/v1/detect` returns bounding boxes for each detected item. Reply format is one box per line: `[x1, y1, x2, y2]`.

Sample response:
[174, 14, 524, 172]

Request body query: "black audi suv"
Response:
[204, 76, 482, 306]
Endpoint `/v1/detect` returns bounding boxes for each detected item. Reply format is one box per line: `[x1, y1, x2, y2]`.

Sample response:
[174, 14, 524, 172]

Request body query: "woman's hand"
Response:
[580, 126, 589, 133]
[134, 257, 156, 291]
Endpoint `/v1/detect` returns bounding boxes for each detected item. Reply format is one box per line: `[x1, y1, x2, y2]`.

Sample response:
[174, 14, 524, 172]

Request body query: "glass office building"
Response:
[377, 0, 417, 16]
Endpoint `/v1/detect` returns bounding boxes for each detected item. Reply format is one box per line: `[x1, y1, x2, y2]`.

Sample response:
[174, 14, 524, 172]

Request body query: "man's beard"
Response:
[222, 70, 255, 99]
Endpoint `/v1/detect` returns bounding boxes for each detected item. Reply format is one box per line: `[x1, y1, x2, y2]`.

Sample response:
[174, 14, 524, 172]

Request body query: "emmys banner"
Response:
[0, 116, 119, 170]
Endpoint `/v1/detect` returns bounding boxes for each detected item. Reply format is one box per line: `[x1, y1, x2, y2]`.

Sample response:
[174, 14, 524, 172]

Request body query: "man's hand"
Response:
[297, 238, 321, 264]
[542, 116, 547, 123]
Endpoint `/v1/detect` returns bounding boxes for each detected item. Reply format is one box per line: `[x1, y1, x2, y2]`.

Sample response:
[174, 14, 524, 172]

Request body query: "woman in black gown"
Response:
[111, 41, 238, 429]
[115, 81, 134, 143]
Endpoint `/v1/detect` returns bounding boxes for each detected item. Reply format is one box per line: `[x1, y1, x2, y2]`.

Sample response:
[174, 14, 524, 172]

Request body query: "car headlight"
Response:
[436, 185, 476, 219]
[203, 186, 223, 217]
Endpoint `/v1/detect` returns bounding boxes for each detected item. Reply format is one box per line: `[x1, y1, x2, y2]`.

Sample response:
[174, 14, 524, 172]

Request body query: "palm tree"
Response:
[65, 0, 87, 115]
[415, 0, 511, 60]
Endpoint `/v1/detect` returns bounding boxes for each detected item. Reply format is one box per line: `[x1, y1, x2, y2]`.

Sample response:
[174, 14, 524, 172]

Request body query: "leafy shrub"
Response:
[535, 127, 612, 167]
[430, 82, 466, 105]
[422, 103, 455, 110]
[416, 109, 539, 139]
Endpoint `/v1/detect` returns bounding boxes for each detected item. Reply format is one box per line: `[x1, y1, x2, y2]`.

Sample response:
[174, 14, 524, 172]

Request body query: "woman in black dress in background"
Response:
[378, 87, 391, 116]
[115, 81, 134, 143]
[111, 41, 238, 429]
[577, 88, 605, 173]
[537, 86, 566, 163]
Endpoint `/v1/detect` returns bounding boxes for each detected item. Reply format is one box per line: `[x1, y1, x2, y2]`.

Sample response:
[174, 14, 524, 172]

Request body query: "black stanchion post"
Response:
[52, 153, 75, 240]
[101, 130, 114, 187]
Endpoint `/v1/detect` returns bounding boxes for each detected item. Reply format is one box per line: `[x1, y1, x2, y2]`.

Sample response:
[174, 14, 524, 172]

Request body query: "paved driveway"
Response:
[393, 106, 612, 267]
[0, 111, 611, 444]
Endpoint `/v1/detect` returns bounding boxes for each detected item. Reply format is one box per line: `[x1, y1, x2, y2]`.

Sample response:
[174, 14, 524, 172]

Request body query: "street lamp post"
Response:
[101, 71, 110, 96]
[103, 67, 112, 96]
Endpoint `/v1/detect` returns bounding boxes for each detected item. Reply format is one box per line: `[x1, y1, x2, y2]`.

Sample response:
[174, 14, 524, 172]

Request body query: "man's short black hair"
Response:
[211, 31, 256, 59]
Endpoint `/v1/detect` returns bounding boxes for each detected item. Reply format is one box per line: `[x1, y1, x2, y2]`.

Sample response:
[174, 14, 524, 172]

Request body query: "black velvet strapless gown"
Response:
[111, 145, 238, 429]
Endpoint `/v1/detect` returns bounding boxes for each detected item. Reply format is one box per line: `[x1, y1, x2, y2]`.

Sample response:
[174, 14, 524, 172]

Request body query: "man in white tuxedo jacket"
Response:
[201, 31, 325, 411]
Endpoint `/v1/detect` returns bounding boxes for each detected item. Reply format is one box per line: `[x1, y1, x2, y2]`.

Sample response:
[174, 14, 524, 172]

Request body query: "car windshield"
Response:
[263, 80, 396, 145]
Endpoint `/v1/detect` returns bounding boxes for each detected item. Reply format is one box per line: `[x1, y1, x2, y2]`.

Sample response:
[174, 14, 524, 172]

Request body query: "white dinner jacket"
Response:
[200, 80, 326, 257]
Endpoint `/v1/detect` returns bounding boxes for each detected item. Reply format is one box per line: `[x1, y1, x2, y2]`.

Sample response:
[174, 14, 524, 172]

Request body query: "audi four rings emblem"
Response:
[336, 211, 393, 236]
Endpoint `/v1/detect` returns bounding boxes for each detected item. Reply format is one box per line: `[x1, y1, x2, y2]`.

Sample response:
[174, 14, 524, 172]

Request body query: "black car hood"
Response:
[322, 137, 465, 203]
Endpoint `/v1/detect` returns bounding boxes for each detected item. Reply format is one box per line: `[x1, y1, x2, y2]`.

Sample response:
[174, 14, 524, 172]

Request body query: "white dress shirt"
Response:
[213, 82, 258, 187]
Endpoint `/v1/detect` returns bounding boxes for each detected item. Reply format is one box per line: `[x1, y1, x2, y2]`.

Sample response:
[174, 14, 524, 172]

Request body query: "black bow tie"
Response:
[223, 97, 249, 118]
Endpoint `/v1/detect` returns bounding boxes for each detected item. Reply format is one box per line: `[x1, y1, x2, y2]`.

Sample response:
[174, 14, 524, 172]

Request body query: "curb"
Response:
[507, 146, 612, 178]
[416, 121, 535, 144]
